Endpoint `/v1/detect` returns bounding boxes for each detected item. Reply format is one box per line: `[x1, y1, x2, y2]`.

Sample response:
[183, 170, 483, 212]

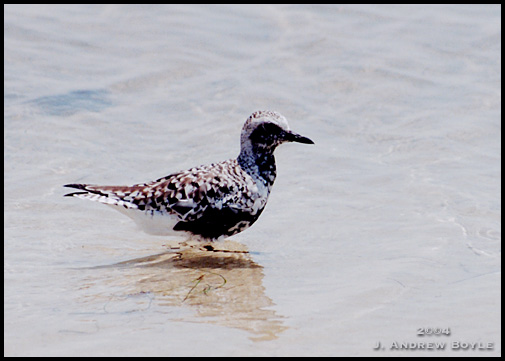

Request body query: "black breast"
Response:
[173, 204, 265, 240]
[253, 153, 276, 186]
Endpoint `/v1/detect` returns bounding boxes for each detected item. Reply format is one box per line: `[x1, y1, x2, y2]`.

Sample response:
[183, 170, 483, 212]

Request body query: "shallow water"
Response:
[4, 4, 501, 356]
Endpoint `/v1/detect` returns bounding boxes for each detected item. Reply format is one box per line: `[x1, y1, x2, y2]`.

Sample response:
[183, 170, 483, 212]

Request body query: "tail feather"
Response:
[64, 191, 89, 197]
[64, 183, 89, 191]
[64, 183, 98, 197]
[63, 183, 139, 209]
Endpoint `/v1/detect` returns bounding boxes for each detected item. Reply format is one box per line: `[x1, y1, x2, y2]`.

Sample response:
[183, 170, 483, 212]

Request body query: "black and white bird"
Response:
[64, 110, 314, 241]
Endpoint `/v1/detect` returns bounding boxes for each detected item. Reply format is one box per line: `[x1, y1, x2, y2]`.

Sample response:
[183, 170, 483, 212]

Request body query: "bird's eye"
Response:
[250, 123, 283, 144]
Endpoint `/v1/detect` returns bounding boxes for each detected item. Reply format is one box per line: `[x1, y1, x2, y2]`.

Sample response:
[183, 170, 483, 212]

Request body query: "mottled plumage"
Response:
[64, 110, 314, 241]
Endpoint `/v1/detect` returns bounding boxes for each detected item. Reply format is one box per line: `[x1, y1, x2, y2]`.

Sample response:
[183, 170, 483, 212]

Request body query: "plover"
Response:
[64, 110, 314, 241]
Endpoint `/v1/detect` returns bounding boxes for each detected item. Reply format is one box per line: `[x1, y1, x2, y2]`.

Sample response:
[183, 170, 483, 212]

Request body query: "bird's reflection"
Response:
[83, 240, 287, 341]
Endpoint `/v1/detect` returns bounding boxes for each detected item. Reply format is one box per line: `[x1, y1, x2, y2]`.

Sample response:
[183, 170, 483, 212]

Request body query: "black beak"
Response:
[284, 130, 315, 145]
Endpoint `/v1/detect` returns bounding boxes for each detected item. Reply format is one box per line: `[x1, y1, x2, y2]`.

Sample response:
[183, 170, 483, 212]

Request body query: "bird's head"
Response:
[240, 110, 314, 153]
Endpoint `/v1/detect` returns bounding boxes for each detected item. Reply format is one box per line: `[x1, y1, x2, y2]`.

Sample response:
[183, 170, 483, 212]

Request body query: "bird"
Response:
[64, 110, 314, 241]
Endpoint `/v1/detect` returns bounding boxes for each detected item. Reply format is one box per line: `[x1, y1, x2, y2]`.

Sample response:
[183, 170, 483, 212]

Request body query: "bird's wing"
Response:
[63, 160, 247, 220]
